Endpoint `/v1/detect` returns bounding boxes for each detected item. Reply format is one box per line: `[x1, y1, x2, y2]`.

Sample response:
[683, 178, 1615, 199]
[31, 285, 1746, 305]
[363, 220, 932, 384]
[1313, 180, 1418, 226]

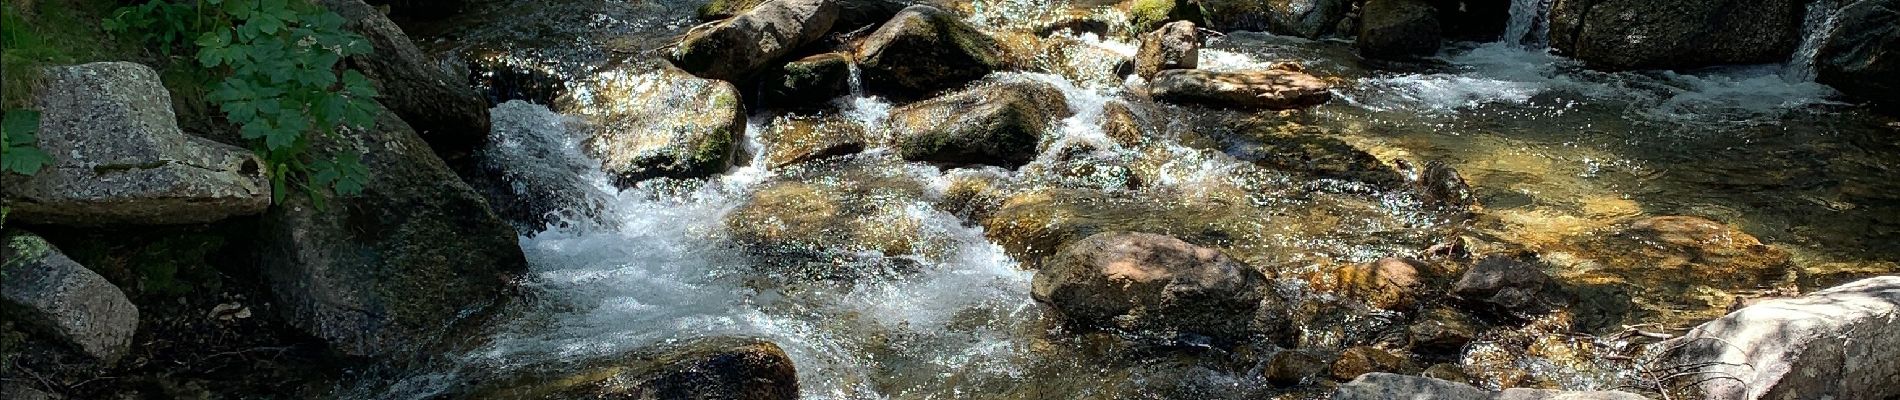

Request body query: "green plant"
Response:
[106, 0, 376, 202]
[1, 109, 52, 176]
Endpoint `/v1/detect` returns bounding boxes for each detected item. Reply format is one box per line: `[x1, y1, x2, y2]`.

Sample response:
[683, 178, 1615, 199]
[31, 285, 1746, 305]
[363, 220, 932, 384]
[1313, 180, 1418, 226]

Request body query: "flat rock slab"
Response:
[1149, 69, 1332, 109]
[1659, 275, 1900, 400]
[2, 62, 269, 225]
[1, 232, 139, 363]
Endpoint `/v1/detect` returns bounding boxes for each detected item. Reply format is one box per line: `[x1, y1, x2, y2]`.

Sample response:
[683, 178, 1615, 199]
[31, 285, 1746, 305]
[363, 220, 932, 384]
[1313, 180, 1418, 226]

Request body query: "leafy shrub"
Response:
[106, 0, 375, 201]
[1, 109, 51, 176]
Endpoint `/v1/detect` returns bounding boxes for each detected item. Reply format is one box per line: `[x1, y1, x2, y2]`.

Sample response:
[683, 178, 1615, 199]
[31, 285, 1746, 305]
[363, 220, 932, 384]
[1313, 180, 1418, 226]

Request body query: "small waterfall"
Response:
[1502, 0, 1554, 47]
[1784, 0, 1844, 82]
[845, 60, 865, 98]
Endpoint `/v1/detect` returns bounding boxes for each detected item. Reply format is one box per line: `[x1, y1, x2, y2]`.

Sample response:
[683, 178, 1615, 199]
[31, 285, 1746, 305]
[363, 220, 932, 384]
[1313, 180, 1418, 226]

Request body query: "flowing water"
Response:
[370, 0, 1900, 398]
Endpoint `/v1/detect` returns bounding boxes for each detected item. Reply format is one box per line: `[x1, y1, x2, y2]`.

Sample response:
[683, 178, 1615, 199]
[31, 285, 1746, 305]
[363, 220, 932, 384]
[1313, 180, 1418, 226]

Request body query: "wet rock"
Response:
[1099, 101, 1147, 148]
[1332, 372, 1488, 400]
[1452, 255, 1562, 318]
[1408, 307, 1480, 354]
[1420, 363, 1471, 383]
[1035, 17, 1115, 37]
[1, 62, 269, 225]
[1148, 69, 1333, 109]
[1412, 160, 1476, 211]
[1229, 128, 1404, 185]
[1263, 350, 1330, 386]
[0, 385, 60, 400]
[1332, 257, 1425, 310]
[1357, 0, 1442, 60]
[1815, 0, 1900, 109]
[1135, 21, 1200, 79]
[762, 52, 854, 108]
[1, 232, 139, 363]
[856, 5, 1009, 98]
[466, 336, 798, 400]
[1584, 216, 1790, 290]
[565, 68, 745, 187]
[1431, 0, 1514, 41]
[320, 0, 491, 159]
[887, 80, 1070, 168]
[1548, 0, 1804, 70]
[1330, 346, 1413, 380]
[1200, 0, 1350, 38]
[700, 0, 904, 33]
[1495, 389, 1650, 400]
[1031, 232, 1277, 342]
[671, 0, 840, 81]
[725, 159, 931, 278]
[1656, 276, 1900, 400]
[762, 115, 868, 169]
[259, 104, 527, 357]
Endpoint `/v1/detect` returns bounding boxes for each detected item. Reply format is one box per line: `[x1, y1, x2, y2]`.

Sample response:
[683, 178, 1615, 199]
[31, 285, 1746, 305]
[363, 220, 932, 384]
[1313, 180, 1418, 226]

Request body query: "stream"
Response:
[362, 0, 1900, 398]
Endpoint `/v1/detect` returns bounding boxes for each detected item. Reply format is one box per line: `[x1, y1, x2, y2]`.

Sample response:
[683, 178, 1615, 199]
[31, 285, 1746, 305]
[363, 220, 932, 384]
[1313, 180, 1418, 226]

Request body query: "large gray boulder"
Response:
[1134, 21, 1200, 79]
[259, 104, 527, 358]
[1548, 0, 1804, 70]
[1357, 0, 1442, 60]
[463, 337, 799, 399]
[887, 80, 1070, 169]
[1199, 0, 1350, 38]
[1656, 275, 1900, 400]
[320, 0, 492, 159]
[1148, 69, 1332, 109]
[670, 0, 840, 81]
[1, 232, 139, 363]
[564, 68, 745, 187]
[1, 62, 270, 225]
[855, 5, 1010, 98]
[1815, 0, 1899, 108]
[1032, 231, 1279, 342]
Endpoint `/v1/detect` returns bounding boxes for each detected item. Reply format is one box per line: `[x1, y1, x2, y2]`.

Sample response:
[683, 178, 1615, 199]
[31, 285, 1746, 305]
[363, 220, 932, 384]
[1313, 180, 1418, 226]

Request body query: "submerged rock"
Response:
[856, 5, 1010, 98]
[1329, 346, 1413, 380]
[1452, 255, 1563, 318]
[466, 337, 799, 400]
[1148, 69, 1332, 109]
[1332, 373, 1647, 399]
[1134, 21, 1201, 79]
[1411, 160, 1476, 211]
[1548, 0, 1804, 70]
[1357, 0, 1442, 60]
[761, 52, 854, 108]
[2, 62, 270, 225]
[887, 80, 1071, 168]
[259, 105, 527, 357]
[1408, 307, 1481, 355]
[566, 68, 745, 187]
[1, 232, 139, 363]
[1657, 276, 1900, 400]
[1031, 232, 1280, 343]
[321, 0, 491, 159]
[1815, 0, 1900, 109]
[1200, 0, 1350, 38]
[670, 0, 840, 81]
[1263, 350, 1330, 386]
[1328, 257, 1425, 311]
[725, 158, 932, 279]
[1583, 216, 1790, 289]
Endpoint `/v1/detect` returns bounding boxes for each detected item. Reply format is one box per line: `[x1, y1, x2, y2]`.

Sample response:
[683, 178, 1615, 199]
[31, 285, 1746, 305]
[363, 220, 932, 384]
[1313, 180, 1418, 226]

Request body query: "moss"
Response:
[1127, 0, 1176, 32]
[695, 0, 764, 20]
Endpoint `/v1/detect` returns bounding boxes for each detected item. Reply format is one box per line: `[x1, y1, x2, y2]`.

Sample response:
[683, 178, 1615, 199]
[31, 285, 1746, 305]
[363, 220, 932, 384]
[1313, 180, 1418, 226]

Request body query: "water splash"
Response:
[1502, 0, 1553, 47]
[1784, 0, 1845, 82]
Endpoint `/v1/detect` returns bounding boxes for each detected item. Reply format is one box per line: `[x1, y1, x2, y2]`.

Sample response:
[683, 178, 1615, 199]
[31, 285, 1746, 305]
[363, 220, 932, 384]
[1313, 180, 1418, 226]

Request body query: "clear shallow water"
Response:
[377, 0, 1900, 398]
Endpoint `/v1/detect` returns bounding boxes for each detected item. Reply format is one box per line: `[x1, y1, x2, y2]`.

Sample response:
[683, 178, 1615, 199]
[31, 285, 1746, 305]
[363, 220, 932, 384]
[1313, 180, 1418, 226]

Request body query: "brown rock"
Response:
[1031, 232, 1277, 342]
[1330, 346, 1412, 380]
[1134, 21, 1200, 79]
[1148, 69, 1332, 109]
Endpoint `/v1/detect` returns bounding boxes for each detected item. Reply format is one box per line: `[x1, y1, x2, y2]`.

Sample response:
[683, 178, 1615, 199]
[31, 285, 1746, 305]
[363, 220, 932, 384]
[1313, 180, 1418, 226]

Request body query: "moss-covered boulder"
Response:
[887, 80, 1071, 168]
[670, 0, 840, 81]
[465, 337, 799, 400]
[1199, 0, 1350, 38]
[563, 68, 745, 187]
[258, 104, 527, 358]
[761, 52, 854, 108]
[856, 5, 1010, 98]
[1548, 0, 1804, 70]
[1124, 0, 1204, 33]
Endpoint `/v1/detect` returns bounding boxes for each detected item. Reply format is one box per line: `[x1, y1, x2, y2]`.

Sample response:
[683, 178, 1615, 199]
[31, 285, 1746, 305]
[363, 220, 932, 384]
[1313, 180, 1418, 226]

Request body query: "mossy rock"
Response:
[855, 5, 1011, 98]
[759, 114, 868, 169]
[724, 156, 937, 279]
[1124, 0, 1203, 33]
[887, 79, 1071, 168]
[761, 52, 854, 109]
